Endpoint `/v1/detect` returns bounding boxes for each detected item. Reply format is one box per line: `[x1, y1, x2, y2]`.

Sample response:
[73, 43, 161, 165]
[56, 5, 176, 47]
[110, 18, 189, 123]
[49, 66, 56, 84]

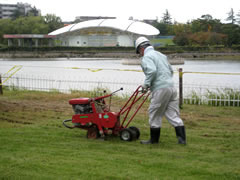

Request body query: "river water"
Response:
[0, 58, 240, 94]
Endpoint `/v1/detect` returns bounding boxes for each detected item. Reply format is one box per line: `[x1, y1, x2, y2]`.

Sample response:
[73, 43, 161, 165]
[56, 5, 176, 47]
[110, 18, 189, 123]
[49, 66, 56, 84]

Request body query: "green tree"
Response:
[191, 15, 222, 33]
[201, 14, 213, 21]
[221, 23, 240, 46]
[162, 9, 172, 24]
[27, 6, 39, 16]
[11, 7, 25, 19]
[226, 8, 236, 24]
[14, 16, 48, 34]
[236, 10, 240, 24]
[0, 19, 15, 44]
[173, 32, 189, 46]
[189, 32, 227, 46]
[154, 10, 175, 35]
[172, 23, 191, 35]
[44, 14, 64, 33]
[0, 16, 50, 45]
[173, 32, 227, 46]
[207, 32, 227, 45]
[154, 23, 169, 35]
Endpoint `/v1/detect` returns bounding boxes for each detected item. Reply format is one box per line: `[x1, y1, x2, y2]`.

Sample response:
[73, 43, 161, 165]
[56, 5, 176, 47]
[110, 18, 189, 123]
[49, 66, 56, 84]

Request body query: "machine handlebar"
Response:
[92, 87, 123, 101]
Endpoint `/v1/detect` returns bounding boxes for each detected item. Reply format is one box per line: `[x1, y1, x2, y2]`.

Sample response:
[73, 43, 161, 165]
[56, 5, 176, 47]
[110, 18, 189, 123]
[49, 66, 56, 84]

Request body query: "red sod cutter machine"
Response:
[63, 86, 150, 141]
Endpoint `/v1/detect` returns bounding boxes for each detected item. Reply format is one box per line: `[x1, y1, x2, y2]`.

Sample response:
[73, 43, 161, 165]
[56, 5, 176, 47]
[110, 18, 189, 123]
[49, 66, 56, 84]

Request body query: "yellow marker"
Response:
[1, 65, 22, 85]
[88, 68, 103, 72]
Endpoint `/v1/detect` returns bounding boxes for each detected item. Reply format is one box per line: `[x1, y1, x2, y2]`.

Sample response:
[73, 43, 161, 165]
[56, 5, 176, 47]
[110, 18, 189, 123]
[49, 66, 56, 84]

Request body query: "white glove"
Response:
[141, 84, 149, 93]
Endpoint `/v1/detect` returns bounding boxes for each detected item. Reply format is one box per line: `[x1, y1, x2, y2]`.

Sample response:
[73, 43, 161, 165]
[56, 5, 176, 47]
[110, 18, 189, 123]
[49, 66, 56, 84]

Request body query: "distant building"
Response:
[75, 16, 116, 22]
[128, 16, 158, 25]
[3, 34, 56, 47]
[143, 18, 158, 25]
[0, 3, 40, 19]
[49, 19, 160, 47]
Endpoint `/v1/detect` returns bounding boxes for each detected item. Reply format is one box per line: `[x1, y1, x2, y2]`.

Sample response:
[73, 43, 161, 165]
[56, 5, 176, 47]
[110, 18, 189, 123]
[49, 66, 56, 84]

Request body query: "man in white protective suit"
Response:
[135, 36, 186, 145]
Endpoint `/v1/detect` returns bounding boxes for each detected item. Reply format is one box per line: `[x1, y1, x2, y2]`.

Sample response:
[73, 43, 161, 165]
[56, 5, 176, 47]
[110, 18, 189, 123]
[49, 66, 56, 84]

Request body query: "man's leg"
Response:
[141, 89, 170, 144]
[165, 88, 186, 144]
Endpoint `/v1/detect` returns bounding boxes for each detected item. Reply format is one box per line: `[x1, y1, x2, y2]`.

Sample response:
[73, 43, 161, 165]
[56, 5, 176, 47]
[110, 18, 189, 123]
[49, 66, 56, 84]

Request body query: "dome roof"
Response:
[49, 19, 160, 36]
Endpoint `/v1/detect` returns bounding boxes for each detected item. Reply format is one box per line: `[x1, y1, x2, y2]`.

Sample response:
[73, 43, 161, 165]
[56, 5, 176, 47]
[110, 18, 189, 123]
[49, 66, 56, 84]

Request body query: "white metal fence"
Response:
[182, 83, 240, 106]
[1, 73, 240, 107]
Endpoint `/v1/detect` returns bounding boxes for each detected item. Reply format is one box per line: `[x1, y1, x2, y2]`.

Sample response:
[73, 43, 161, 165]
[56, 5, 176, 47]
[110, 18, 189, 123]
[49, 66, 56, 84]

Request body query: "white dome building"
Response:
[49, 19, 160, 47]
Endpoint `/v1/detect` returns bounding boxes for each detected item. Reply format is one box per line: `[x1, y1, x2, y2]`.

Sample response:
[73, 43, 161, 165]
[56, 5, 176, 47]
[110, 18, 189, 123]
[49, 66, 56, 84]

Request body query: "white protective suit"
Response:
[141, 46, 184, 128]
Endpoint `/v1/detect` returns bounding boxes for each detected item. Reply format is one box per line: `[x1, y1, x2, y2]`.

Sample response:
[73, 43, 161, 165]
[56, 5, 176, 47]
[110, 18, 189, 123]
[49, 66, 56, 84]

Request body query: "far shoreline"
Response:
[0, 51, 240, 62]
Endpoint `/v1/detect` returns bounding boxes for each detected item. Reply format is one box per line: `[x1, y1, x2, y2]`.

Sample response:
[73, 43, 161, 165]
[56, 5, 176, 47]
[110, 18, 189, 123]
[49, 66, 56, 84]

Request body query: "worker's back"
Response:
[141, 46, 174, 92]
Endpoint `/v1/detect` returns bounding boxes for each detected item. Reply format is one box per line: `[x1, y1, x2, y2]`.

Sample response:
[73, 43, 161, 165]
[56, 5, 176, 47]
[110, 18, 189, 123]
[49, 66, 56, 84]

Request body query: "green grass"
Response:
[151, 38, 175, 47]
[0, 89, 240, 179]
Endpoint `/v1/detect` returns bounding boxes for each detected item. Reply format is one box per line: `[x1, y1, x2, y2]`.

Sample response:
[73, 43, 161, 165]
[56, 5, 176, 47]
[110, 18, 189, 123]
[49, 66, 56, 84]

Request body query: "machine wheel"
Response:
[120, 128, 135, 141]
[129, 126, 140, 139]
[87, 125, 100, 139]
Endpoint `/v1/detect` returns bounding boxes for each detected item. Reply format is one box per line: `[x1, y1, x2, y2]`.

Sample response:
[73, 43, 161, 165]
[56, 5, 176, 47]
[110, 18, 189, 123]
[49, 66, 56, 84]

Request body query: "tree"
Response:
[201, 14, 213, 21]
[173, 32, 227, 46]
[27, 6, 40, 16]
[14, 16, 49, 34]
[11, 8, 25, 19]
[207, 32, 227, 45]
[191, 15, 222, 33]
[172, 23, 191, 35]
[173, 32, 189, 46]
[0, 19, 15, 44]
[153, 10, 174, 35]
[154, 23, 168, 35]
[162, 9, 172, 24]
[0, 16, 49, 45]
[221, 23, 240, 46]
[44, 14, 64, 33]
[236, 10, 240, 24]
[226, 8, 236, 24]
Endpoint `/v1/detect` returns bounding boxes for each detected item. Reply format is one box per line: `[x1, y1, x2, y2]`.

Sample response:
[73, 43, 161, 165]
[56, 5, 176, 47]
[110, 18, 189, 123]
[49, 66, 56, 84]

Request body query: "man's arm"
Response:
[141, 57, 157, 87]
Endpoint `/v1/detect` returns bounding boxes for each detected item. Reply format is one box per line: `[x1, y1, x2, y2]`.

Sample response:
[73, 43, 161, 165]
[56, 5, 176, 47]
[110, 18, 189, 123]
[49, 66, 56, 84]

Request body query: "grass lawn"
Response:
[151, 38, 175, 46]
[0, 89, 240, 179]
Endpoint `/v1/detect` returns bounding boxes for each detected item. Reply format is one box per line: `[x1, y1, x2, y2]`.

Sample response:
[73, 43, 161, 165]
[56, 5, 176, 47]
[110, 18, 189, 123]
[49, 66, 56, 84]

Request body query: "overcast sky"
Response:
[2, 0, 240, 23]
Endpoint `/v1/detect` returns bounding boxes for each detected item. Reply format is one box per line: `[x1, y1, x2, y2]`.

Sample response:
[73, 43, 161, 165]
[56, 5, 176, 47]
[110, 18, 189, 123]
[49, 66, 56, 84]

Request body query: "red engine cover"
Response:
[100, 112, 118, 128]
[69, 98, 90, 105]
[72, 113, 93, 125]
[72, 112, 118, 128]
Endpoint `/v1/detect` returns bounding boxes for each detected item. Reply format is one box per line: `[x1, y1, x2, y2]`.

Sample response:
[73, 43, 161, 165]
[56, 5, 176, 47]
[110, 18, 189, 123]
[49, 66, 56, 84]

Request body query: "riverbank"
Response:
[1, 51, 240, 65]
[1, 51, 240, 60]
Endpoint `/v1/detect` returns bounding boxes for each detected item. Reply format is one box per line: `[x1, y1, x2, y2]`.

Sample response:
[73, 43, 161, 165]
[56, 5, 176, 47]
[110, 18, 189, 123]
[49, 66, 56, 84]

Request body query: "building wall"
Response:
[0, 4, 17, 18]
[117, 35, 134, 47]
[0, 3, 40, 19]
[68, 36, 86, 46]
[60, 37, 69, 46]
[59, 34, 134, 47]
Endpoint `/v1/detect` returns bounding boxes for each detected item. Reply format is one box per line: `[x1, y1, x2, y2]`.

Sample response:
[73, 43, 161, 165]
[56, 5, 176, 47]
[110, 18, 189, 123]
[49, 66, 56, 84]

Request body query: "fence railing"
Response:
[1, 69, 240, 107]
[179, 68, 240, 107]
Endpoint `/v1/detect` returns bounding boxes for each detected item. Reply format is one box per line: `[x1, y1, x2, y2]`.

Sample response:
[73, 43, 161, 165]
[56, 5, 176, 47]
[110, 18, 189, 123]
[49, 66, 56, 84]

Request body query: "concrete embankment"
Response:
[0, 51, 239, 64]
[0, 51, 186, 64]
[0, 51, 137, 59]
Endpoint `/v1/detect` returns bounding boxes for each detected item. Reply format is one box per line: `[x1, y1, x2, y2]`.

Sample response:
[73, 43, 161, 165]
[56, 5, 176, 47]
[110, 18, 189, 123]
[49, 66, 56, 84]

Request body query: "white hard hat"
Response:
[135, 37, 150, 54]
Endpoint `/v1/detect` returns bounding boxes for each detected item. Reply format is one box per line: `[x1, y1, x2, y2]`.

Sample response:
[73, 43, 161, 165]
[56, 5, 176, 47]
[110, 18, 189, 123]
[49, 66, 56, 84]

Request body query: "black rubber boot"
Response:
[175, 126, 186, 145]
[140, 128, 160, 144]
